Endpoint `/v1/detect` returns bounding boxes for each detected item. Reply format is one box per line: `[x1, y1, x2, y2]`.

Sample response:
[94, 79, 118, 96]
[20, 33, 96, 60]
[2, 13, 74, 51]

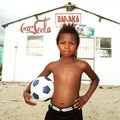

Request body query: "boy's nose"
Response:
[65, 44, 70, 48]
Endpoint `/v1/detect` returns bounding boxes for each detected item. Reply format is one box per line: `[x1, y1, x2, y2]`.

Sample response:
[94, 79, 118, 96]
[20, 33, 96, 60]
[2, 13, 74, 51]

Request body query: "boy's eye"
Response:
[70, 42, 74, 45]
[60, 42, 65, 44]
[59, 42, 75, 45]
[68, 42, 75, 45]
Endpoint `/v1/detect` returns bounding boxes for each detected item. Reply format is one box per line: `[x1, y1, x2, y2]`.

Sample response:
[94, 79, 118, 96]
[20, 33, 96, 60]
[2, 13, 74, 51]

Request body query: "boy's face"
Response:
[57, 33, 77, 58]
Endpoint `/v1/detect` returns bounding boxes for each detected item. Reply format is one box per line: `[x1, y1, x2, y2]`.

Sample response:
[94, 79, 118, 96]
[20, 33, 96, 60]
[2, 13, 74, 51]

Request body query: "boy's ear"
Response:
[60, 53, 62, 58]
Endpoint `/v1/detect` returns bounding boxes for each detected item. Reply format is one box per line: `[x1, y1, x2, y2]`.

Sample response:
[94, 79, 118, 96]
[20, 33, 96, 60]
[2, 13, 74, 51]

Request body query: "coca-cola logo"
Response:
[20, 17, 51, 34]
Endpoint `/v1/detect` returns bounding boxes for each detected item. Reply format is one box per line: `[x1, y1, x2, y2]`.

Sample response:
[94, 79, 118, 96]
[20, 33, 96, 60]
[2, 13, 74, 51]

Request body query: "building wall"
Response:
[2, 8, 120, 85]
[95, 22, 120, 85]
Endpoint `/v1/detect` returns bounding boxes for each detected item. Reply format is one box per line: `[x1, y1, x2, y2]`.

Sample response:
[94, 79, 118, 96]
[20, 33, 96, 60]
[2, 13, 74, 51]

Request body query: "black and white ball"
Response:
[31, 77, 54, 101]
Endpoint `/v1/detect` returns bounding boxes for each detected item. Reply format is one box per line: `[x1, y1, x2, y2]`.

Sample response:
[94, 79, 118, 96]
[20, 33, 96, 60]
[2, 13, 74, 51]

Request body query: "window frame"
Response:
[96, 37, 112, 58]
[26, 35, 44, 56]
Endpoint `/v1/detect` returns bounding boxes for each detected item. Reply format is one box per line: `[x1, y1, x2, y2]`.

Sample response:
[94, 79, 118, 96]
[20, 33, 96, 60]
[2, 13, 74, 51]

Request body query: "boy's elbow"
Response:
[93, 76, 100, 85]
[96, 77, 100, 85]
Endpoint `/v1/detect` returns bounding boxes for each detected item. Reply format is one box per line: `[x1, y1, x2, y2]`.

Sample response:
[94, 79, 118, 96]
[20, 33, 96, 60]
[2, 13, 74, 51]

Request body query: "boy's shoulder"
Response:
[76, 59, 90, 68]
[47, 60, 59, 67]
[76, 58, 88, 64]
[48, 60, 59, 65]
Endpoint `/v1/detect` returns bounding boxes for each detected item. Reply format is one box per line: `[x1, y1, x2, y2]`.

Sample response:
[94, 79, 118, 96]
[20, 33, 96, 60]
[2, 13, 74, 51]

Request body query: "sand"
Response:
[0, 82, 120, 120]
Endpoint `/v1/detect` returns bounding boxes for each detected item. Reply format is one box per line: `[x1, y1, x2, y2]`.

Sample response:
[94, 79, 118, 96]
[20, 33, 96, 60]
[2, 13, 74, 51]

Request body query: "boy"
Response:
[23, 24, 99, 120]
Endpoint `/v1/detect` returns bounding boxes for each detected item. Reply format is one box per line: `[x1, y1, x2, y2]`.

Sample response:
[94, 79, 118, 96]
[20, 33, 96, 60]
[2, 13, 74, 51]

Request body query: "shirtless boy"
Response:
[23, 24, 99, 120]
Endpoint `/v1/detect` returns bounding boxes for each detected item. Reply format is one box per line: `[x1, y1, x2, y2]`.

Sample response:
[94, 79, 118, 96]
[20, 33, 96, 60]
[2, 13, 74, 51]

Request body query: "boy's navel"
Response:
[60, 102, 64, 105]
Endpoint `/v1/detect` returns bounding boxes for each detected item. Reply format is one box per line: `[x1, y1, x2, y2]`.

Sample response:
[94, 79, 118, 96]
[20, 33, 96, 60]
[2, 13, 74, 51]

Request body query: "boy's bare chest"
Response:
[52, 64, 82, 78]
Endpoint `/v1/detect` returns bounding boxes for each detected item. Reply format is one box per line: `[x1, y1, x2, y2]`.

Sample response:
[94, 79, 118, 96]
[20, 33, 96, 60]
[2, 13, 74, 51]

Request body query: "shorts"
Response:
[44, 104, 83, 120]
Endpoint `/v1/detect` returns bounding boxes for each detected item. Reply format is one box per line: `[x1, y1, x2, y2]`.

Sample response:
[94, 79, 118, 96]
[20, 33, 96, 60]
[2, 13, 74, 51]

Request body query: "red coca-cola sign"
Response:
[20, 17, 51, 34]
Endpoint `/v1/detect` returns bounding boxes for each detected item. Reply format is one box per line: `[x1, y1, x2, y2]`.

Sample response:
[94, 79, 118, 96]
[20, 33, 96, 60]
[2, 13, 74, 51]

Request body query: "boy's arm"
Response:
[23, 81, 37, 105]
[84, 65, 99, 99]
[23, 63, 52, 105]
[74, 62, 99, 109]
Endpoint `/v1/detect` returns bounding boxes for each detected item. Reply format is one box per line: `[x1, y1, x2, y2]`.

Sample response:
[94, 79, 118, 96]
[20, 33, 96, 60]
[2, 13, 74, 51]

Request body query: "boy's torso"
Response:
[50, 59, 84, 108]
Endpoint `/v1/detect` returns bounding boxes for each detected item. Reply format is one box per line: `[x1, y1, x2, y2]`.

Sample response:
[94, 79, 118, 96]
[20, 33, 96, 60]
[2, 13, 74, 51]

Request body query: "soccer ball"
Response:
[30, 76, 54, 101]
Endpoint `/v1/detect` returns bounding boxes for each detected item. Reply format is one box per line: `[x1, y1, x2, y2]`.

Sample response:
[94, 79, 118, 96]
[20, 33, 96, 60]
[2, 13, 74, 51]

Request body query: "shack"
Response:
[2, 3, 120, 85]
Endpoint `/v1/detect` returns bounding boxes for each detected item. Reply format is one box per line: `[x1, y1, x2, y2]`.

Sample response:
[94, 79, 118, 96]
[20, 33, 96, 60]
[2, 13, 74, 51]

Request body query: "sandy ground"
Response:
[0, 82, 120, 120]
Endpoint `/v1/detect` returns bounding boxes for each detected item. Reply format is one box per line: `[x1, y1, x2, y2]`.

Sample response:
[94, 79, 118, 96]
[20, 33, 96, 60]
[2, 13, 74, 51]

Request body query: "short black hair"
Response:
[56, 23, 80, 48]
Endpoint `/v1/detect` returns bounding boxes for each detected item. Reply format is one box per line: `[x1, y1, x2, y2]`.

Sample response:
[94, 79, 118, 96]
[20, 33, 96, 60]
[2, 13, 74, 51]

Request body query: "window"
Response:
[96, 37, 112, 58]
[26, 36, 43, 56]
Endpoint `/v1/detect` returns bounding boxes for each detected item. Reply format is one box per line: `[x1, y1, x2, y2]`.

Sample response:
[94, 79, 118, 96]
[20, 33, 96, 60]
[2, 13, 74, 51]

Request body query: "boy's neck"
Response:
[60, 57, 76, 64]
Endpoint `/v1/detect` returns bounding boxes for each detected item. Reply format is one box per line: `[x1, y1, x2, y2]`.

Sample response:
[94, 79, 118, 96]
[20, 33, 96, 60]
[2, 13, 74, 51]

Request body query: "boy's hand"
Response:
[74, 95, 89, 109]
[23, 91, 37, 106]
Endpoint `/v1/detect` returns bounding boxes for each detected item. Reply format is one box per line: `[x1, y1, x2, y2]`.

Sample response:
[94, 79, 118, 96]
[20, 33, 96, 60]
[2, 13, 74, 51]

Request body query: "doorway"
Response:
[77, 37, 95, 81]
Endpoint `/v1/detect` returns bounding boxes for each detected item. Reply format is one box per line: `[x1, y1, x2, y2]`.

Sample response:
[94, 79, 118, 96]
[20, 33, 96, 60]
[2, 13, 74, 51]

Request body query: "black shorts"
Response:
[44, 105, 83, 120]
